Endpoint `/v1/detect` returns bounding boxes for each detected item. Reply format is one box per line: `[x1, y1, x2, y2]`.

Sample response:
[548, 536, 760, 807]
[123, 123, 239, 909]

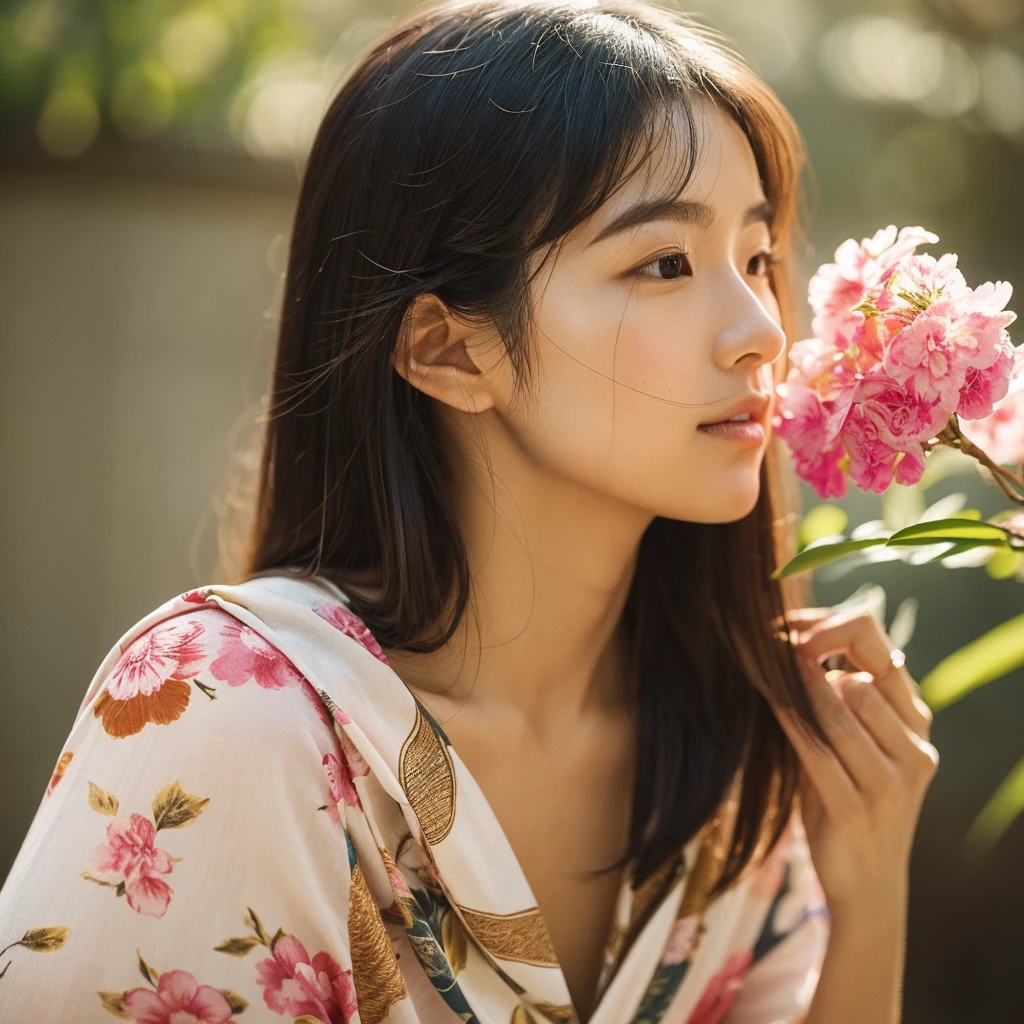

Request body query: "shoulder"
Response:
[83, 601, 339, 746]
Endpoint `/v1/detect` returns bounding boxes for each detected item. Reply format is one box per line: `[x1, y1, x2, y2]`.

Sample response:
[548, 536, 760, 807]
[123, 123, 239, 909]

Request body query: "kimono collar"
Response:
[191, 572, 725, 1023]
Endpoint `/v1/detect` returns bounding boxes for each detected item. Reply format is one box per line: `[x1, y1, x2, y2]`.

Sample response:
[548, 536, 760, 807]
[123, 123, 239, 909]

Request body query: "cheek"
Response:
[511, 286, 716, 490]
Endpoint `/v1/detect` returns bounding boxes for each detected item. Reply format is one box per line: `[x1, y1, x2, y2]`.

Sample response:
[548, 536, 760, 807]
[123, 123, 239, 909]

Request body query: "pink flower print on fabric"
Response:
[122, 968, 235, 1023]
[661, 915, 700, 966]
[685, 949, 755, 1024]
[255, 934, 358, 1023]
[45, 751, 73, 798]
[107, 620, 207, 702]
[88, 813, 174, 918]
[313, 601, 390, 665]
[208, 619, 304, 690]
[93, 619, 207, 738]
[322, 752, 361, 817]
[180, 588, 212, 605]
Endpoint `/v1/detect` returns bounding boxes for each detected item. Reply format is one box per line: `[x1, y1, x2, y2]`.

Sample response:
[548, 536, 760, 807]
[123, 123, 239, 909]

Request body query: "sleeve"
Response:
[721, 811, 831, 1024]
[0, 606, 360, 1024]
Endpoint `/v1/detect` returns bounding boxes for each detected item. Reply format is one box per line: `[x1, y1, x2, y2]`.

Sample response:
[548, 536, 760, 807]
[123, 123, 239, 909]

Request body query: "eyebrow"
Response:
[587, 196, 774, 247]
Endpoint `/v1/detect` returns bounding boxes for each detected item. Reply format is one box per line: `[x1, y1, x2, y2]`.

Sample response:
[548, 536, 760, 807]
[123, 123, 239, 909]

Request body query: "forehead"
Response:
[593, 97, 765, 229]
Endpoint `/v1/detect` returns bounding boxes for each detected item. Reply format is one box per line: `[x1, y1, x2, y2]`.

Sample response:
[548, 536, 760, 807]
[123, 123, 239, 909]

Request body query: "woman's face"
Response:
[493, 97, 787, 524]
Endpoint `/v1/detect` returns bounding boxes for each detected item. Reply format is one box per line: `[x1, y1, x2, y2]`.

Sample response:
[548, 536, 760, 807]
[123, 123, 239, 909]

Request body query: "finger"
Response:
[770, 686, 861, 820]
[798, 657, 899, 798]
[770, 607, 832, 634]
[794, 612, 931, 740]
[836, 674, 930, 772]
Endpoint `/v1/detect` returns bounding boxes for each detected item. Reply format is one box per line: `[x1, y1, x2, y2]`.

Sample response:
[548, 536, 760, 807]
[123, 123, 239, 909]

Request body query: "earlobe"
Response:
[392, 293, 496, 414]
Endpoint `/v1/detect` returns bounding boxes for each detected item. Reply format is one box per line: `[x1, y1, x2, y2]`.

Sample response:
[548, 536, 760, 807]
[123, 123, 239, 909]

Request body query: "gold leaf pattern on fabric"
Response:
[398, 703, 457, 845]
[379, 846, 417, 929]
[677, 798, 740, 922]
[151, 780, 209, 831]
[529, 1002, 579, 1024]
[349, 862, 407, 1023]
[17, 926, 71, 952]
[511, 1005, 534, 1024]
[455, 905, 558, 966]
[87, 781, 119, 816]
[441, 908, 469, 974]
[97, 991, 129, 1017]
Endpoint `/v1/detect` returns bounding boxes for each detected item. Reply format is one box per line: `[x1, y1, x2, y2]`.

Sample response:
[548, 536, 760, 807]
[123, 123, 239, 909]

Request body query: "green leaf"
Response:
[887, 516, 1003, 545]
[772, 537, 889, 579]
[919, 612, 1024, 711]
[962, 754, 1024, 859]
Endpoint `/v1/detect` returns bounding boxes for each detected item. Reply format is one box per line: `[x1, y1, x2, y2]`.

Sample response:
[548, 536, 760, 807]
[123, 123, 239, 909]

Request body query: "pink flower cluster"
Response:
[88, 813, 174, 918]
[122, 969, 235, 1023]
[255, 934, 358, 1023]
[961, 349, 1024, 468]
[774, 225, 1020, 496]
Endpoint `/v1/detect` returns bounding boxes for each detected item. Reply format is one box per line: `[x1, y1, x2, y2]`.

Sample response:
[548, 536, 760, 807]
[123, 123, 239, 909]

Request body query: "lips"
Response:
[699, 392, 771, 427]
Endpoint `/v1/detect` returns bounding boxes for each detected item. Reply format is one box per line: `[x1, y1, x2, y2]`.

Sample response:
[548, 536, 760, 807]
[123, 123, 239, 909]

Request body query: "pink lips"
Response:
[696, 419, 766, 445]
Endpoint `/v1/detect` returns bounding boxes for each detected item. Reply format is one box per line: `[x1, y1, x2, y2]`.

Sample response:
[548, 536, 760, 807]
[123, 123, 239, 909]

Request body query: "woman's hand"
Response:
[768, 607, 940, 917]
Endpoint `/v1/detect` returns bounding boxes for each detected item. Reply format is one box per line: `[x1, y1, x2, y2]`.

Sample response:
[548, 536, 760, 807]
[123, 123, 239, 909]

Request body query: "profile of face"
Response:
[397, 96, 787, 526]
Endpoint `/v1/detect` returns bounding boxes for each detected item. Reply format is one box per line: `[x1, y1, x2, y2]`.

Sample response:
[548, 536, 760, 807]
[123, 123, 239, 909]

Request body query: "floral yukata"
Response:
[0, 571, 829, 1024]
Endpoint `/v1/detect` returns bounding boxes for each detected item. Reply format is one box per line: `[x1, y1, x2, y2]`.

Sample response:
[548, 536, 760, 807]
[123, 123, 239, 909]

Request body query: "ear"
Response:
[392, 293, 498, 414]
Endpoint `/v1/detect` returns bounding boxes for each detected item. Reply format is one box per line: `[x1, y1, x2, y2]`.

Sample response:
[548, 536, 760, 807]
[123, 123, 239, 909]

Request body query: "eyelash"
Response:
[633, 248, 782, 281]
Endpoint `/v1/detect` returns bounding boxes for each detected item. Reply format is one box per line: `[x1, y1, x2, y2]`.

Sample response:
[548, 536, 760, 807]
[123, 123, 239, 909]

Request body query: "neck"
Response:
[382, 406, 653, 729]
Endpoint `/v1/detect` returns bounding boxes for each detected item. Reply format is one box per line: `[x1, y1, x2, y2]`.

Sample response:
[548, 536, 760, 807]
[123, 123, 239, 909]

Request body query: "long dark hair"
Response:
[239, 0, 832, 899]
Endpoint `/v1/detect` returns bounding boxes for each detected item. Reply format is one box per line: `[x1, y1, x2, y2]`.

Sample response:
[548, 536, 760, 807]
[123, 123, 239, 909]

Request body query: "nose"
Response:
[713, 279, 787, 376]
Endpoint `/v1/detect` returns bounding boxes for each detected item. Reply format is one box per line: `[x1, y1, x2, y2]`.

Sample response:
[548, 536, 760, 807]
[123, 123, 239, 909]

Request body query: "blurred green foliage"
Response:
[4, 0, 1024, 168]
[1, 0, 308, 156]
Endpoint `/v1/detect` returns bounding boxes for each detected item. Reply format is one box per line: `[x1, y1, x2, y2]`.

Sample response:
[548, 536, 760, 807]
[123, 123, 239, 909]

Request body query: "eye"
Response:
[750, 249, 782, 277]
[634, 250, 692, 281]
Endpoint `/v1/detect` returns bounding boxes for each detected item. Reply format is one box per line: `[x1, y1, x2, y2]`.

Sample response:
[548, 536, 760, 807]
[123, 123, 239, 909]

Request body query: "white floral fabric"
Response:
[0, 570, 829, 1024]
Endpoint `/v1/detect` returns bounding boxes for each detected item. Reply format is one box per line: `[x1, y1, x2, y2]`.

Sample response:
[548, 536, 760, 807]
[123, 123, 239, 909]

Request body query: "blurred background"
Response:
[1, 0, 1022, 1019]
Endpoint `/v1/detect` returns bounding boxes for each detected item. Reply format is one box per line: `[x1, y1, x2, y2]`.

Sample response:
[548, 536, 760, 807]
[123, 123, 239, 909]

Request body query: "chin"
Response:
[662, 477, 761, 524]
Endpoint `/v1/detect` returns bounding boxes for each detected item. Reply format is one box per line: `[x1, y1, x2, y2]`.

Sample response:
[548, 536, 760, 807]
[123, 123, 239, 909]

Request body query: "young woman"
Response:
[0, 1, 940, 1022]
